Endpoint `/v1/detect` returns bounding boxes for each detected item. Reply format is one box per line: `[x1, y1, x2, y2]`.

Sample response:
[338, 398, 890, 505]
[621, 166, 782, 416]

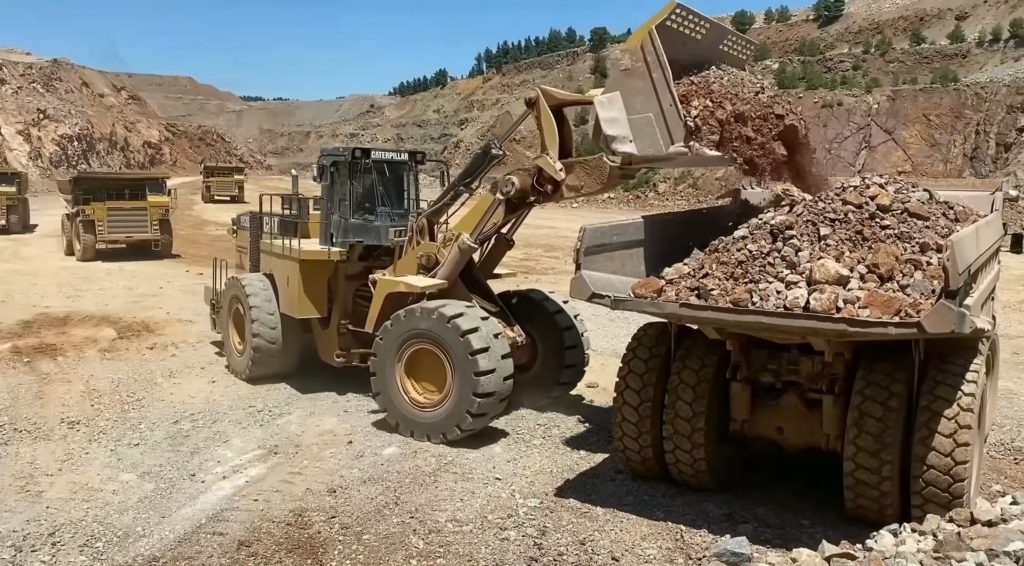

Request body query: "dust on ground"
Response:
[0, 312, 158, 361]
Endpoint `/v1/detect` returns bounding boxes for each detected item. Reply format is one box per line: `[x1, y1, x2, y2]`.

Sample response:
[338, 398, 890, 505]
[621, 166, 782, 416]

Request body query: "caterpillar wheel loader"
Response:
[204, 1, 759, 443]
[0, 168, 30, 234]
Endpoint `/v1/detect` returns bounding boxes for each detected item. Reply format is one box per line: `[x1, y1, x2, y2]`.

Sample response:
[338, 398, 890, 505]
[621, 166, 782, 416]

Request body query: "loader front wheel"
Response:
[61, 215, 74, 256]
[662, 331, 737, 490]
[220, 274, 302, 381]
[910, 337, 995, 520]
[613, 322, 679, 479]
[843, 352, 913, 524]
[157, 219, 174, 258]
[73, 220, 97, 262]
[370, 300, 514, 443]
[498, 289, 589, 410]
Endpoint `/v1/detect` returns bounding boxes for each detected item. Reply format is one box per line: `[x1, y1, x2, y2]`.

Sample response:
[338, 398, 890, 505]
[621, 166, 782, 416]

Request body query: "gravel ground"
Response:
[2, 182, 1024, 566]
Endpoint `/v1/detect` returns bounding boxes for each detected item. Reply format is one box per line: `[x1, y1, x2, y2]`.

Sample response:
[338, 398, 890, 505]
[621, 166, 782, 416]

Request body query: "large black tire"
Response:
[910, 337, 995, 520]
[369, 300, 514, 443]
[7, 203, 24, 234]
[662, 331, 737, 490]
[61, 215, 74, 256]
[238, 190, 245, 204]
[498, 289, 589, 409]
[221, 274, 302, 381]
[201, 188, 211, 204]
[843, 353, 913, 524]
[22, 200, 30, 228]
[73, 219, 97, 262]
[613, 322, 679, 479]
[157, 219, 174, 258]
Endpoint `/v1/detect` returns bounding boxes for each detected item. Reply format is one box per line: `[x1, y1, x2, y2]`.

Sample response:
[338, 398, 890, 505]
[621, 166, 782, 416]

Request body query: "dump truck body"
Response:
[571, 185, 1004, 524]
[0, 168, 30, 233]
[201, 164, 246, 203]
[57, 171, 175, 261]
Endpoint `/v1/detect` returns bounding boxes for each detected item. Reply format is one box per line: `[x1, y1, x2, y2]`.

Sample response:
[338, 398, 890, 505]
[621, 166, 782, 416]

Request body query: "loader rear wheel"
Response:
[843, 352, 913, 524]
[498, 289, 589, 409]
[909, 337, 995, 520]
[220, 274, 302, 381]
[613, 322, 680, 479]
[662, 331, 737, 490]
[157, 219, 173, 258]
[61, 216, 74, 256]
[73, 220, 97, 262]
[369, 300, 514, 443]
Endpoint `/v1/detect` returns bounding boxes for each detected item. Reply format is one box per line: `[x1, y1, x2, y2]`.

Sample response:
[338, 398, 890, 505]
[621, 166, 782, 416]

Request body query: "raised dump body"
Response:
[0, 168, 30, 233]
[571, 186, 1003, 525]
[201, 164, 246, 203]
[57, 171, 175, 262]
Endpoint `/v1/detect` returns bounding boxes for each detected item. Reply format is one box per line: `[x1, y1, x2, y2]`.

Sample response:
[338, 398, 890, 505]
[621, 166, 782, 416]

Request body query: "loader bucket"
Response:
[593, 1, 759, 169]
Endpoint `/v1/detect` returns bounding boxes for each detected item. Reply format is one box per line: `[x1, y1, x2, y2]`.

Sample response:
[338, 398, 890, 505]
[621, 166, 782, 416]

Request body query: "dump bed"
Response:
[570, 187, 1004, 343]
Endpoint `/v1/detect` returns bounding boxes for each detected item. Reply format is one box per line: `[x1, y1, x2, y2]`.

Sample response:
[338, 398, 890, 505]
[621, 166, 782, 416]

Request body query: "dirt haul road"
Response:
[2, 177, 1024, 565]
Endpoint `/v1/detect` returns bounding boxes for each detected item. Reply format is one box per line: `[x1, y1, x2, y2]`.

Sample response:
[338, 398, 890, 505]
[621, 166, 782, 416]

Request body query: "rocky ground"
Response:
[633, 176, 984, 320]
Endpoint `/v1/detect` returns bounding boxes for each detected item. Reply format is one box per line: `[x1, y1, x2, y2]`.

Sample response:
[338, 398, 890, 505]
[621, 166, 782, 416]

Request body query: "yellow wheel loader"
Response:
[204, 1, 759, 443]
[0, 169, 30, 234]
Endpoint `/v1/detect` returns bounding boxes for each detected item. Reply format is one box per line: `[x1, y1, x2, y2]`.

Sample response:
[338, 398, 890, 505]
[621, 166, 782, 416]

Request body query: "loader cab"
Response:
[314, 146, 426, 249]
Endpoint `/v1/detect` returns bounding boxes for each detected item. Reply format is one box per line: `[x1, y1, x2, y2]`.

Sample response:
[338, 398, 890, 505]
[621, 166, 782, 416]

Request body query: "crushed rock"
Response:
[635, 175, 985, 320]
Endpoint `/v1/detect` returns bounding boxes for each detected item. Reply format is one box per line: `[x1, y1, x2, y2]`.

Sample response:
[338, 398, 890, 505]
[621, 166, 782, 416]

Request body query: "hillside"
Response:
[0, 52, 266, 183]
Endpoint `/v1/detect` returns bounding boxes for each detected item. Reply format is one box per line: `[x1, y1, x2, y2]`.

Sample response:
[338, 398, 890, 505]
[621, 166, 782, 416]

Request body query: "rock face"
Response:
[652, 176, 984, 320]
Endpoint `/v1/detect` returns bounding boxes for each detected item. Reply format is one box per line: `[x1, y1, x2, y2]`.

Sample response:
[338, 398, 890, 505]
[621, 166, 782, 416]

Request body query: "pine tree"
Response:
[588, 27, 613, 53]
[909, 26, 928, 46]
[990, 23, 1005, 43]
[776, 5, 793, 22]
[590, 54, 609, 88]
[731, 10, 756, 34]
[946, 22, 966, 45]
[566, 26, 582, 46]
[1009, 17, 1024, 41]
[812, 0, 844, 22]
[483, 47, 496, 72]
[548, 28, 566, 52]
[763, 7, 777, 25]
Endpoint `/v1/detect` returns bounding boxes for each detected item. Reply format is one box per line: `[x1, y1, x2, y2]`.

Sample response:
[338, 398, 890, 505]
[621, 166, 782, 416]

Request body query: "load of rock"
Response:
[631, 176, 984, 321]
[706, 493, 1024, 566]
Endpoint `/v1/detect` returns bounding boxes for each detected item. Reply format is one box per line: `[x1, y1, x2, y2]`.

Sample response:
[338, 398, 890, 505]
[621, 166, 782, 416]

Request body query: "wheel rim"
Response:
[396, 339, 454, 411]
[228, 301, 248, 356]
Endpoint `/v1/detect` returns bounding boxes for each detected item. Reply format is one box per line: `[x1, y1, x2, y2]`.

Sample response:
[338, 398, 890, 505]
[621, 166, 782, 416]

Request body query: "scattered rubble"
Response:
[634, 176, 985, 320]
[675, 66, 828, 195]
[761, 494, 1024, 566]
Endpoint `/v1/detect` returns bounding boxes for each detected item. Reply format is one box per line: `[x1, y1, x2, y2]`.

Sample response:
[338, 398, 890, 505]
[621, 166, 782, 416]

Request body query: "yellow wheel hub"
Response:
[397, 339, 454, 411]
[229, 302, 248, 356]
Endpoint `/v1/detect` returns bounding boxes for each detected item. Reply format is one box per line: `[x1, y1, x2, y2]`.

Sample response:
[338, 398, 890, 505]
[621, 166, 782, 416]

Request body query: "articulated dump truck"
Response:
[58, 171, 176, 262]
[0, 168, 30, 233]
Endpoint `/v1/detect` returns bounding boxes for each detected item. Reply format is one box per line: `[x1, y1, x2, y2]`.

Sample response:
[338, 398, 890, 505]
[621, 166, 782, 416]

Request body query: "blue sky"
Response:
[4, 0, 782, 100]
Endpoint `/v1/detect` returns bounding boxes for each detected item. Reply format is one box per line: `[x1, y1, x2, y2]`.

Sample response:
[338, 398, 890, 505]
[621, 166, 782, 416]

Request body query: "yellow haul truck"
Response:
[0, 168, 30, 233]
[58, 171, 176, 262]
[201, 164, 246, 203]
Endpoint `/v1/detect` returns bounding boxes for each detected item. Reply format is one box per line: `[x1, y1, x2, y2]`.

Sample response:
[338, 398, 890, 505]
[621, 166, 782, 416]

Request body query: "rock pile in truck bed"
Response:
[631, 176, 985, 321]
[675, 66, 828, 196]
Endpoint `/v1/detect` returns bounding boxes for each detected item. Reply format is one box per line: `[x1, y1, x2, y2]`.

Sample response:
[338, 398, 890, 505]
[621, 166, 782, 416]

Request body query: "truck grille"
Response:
[103, 207, 152, 236]
[212, 179, 237, 195]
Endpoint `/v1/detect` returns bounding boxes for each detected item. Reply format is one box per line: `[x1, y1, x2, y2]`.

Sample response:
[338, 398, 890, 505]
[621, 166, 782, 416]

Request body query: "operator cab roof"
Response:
[319, 146, 427, 164]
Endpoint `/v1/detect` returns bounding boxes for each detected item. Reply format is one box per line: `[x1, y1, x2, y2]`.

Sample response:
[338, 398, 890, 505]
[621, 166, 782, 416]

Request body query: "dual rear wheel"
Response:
[612, 323, 998, 524]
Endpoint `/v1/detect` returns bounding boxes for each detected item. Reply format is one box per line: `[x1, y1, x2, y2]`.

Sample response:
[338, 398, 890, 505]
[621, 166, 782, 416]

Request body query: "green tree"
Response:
[861, 36, 874, 54]
[763, 7, 777, 24]
[1010, 17, 1024, 42]
[774, 62, 801, 89]
[588, 27, 613, 53]
[812, 0, 844, 23]
[947, 23, 967, 44]
[991, 23, 1005, 43]
[731, 9, 757, 34]
[802, 63, 828, 89]
[796, 37, 823, 57]
[864, 76, 882, 92]
[931, 66, 960, 86]
[754, 43, 773, 61]
[909, 26, 928, 46]
[874, 34, 893, 54]
[591, 54, 609, 88]
[776, 5, 793, 22]
[565, 26, 582, 47]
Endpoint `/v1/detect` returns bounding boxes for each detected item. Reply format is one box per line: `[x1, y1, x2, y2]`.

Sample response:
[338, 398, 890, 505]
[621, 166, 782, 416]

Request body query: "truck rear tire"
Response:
[369, 300, 514, 443]
[61, 215, 74, 256]
[7, 203, 24, 234]
[613, 321, 678, 479]
[202, 189, 211, 204]
[910, 337, 995, 520]
[73, 220, 97, 262]
[662, 331, 737, 490]
[157, 219, 173, 258]
[221, 274, 302, 381]
[843, 352, 913, 524]
[498, 289, 589, 410]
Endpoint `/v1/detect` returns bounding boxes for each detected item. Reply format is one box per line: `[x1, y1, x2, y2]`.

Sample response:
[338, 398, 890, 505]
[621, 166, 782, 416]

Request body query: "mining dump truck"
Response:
[570, 186, 1004, 524]
[201, 164, 246, 203]
[58, 171, 176, 262]
[204, 2, 758, 444]
[0, 168, 30, 233]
